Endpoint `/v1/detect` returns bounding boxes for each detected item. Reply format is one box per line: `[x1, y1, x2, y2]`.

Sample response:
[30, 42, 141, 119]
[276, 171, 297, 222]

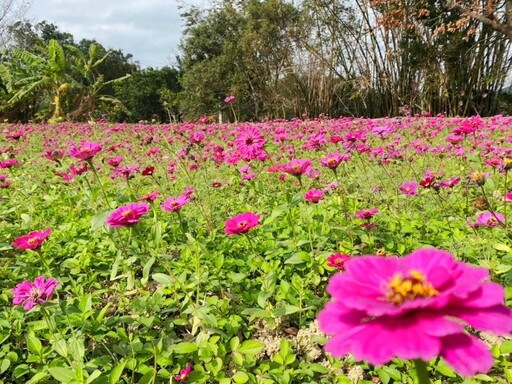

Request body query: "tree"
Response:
[113, 66, 181, 122]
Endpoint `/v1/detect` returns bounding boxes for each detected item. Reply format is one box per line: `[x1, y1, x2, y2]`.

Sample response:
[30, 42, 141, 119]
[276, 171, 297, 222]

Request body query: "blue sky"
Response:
[25, 0, 206, 68]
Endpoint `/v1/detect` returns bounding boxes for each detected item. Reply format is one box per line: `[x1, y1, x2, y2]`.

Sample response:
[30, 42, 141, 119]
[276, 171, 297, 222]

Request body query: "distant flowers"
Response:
[468, 211, 504, 228]
[106, 203, 150, 228]
[318, 248, 512, 377]
[224, 95, 236, 103]
[225, 212, 260, 235]
[12, 275, 59, 311]
[12, 229, 52, 250]
[326, 252, 351, 271]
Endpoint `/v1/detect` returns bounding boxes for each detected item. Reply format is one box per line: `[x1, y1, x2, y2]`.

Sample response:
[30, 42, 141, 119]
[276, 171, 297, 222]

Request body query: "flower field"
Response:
[1, 115, 512, 383]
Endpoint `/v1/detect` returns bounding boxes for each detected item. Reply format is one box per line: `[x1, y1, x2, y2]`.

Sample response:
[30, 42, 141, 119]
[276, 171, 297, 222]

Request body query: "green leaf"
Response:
[0, 359, 10, 374]
[26, 371, 49, 384]
[53, 339, 68, 358]
[26, 332, 42, 355]
[152, 273, 173, 285]
[48, 367, 75, 383]
[232, 371, 249, 383]
[273, 305, 301, 317]
[238, 340, 264, 356]
[172, 342, 198, 354]
[494, 243, 511, 253]
[91, 210, 109, 231]
[435, 359, 456, 377]
[142, 256, 156, 285]
[109, 360, 127, 384]
[230, 336, 240, 351]
[501, 340, 512, 354]
[284, 254, 306, 265]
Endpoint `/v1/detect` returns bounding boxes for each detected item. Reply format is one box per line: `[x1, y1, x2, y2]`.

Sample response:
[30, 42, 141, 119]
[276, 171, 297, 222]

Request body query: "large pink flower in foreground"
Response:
[12, 275, 59, 311]
[12, 229, 52, 250]
[318, 248, 512, 377]
[69, 141, 102, 160]
[106, 203, 150, 228]
[225, 212, 260, 235]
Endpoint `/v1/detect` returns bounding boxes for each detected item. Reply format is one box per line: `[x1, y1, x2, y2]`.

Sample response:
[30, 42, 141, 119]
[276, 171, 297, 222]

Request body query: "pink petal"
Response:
[449, 306, 512, 335]
[342, 315, 442, 365]
[317, 302, 366, 335]
[441, 334, 493, 377]
[459, 282, 505, 308]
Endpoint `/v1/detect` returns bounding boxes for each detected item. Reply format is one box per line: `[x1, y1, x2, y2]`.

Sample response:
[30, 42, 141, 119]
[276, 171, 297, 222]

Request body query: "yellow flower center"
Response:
[386, 270, 438, 305]
[237, 220, 247, 228]
[122, 209, 133, 217]
[27, 237, 37, 244]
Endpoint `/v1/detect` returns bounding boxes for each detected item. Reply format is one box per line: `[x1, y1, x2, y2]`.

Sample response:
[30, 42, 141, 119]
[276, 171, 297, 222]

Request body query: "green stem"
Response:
[504, 170, 508, 229]
[414, 360, 432, 384]
[35, 250, 52, 275]
[86, 159, 112, 209]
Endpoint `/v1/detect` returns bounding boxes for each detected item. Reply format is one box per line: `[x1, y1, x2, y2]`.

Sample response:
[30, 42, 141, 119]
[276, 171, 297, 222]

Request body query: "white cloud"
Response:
[24, 0, 190, 68]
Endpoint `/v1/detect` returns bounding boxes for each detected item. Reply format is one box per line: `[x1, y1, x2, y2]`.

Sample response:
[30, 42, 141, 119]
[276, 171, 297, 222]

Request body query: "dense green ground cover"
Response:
[1, 116, 512, 383]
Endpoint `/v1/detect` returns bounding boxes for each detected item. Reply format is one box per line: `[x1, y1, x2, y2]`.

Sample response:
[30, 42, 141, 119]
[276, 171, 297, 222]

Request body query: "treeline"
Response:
[1, 0, 512, 122]
[0, 21, 181, 123]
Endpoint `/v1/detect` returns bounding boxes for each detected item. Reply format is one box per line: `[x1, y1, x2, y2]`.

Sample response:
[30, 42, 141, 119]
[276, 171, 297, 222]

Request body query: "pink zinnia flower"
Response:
[12, 228, 52, 250]
[225, 211, 260, 235]
[468, 212, 504, 228]
[69, 141, 102, 160]
[224, 95, 236, 103]
[318, 248, 512, 377]
[234, 127, 266, 161]
[326, 252, 351, 271]
[283, 159, 312, 176]
[320, 153, 348, 169]
[12, 275, 59, 311]
[356, 208, 379, 220]
[400, 181, 418, 196]
[190, 131, 205, 144]
[175, 364, 192, 382]
[0, 158, 17, 168]
[304, 189, 324, 203]
[106, 203, 150, 228]
[161, 195, 190, 213]
[138, 191, 160, 202]
[108, 156, 123, 167]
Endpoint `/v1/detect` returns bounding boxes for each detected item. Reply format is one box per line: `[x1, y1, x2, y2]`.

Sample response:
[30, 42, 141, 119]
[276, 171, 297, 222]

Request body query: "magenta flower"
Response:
[106, 203, 150, 228]
[356, 208, 379, 220]
[304, 189, 324, 203]
[69, 141, 102, 160]
[468, 212, 504, 228]
[283, 159, 312, 176]
[326, 252, 351, 271]
[161, 195, 190, 213]
[0, 158, 18, 168]
[400, 181, 419, 196]
[225, 211, 260, 235]
[175, 364, 192, 382]
[224, 95, 236, 103]
[320, 153, 349, 170]
[138, 191, 160, 202]
[12, 275, 59, 311]
[12, 229, 52, 250]
[318, 248, 512, 377]
[234, 127, 266, 161]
